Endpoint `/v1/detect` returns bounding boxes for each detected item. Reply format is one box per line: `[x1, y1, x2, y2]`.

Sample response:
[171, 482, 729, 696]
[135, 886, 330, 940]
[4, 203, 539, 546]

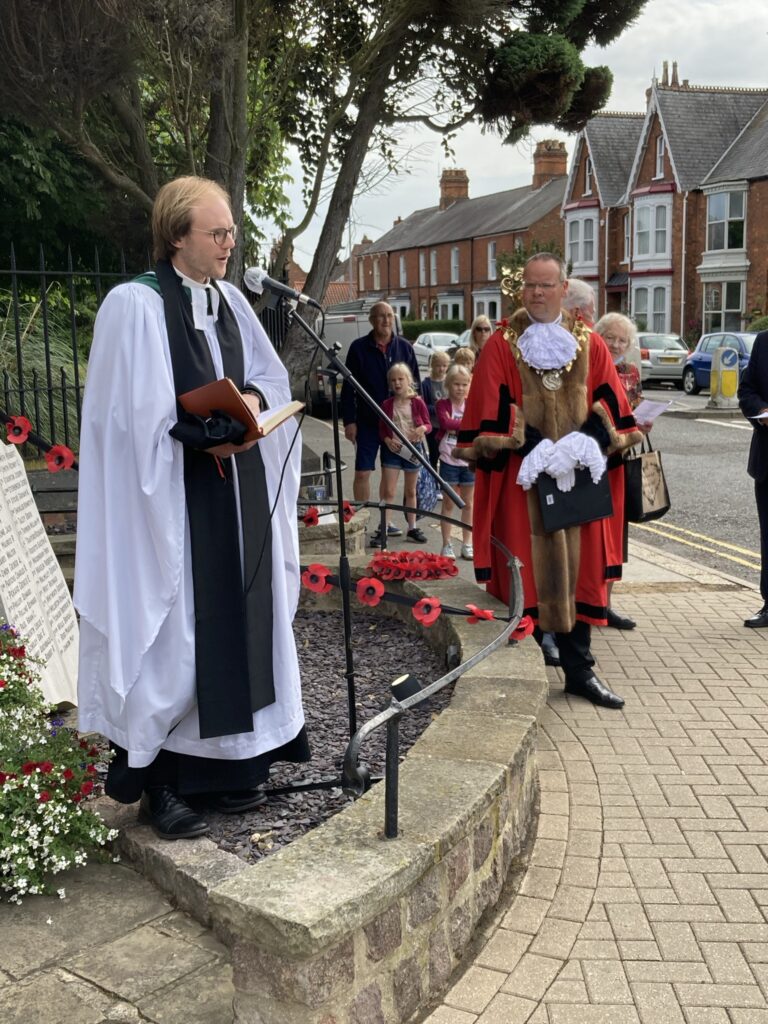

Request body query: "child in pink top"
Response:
[436, 364, 474, 559]
[379, 362, 431, 543]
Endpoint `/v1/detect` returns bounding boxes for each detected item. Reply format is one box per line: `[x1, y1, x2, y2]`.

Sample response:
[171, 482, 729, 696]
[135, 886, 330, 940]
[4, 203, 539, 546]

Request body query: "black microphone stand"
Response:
[287, 301, 464, 735]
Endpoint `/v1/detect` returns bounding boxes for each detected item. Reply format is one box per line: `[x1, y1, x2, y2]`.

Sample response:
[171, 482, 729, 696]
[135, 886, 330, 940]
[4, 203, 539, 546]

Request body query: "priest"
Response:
[74, 176, 308, 839]
[455, 253, 641, 709]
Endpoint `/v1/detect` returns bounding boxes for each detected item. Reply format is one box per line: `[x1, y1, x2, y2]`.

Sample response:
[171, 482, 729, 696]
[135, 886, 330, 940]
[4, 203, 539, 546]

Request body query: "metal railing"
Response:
[0, 244, 290, 454]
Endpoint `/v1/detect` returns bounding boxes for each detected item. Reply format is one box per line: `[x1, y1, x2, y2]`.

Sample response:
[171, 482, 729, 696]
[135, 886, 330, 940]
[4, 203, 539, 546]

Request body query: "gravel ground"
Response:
[204, 607, 449, 864]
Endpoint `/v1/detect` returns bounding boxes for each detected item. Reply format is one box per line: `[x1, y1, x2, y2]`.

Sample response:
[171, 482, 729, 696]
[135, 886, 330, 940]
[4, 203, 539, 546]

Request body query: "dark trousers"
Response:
[555, 621, 595, 685]
[756, 477, 768, 605]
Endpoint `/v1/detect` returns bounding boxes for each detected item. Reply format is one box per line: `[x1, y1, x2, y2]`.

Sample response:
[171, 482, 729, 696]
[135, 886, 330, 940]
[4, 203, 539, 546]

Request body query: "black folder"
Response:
[536, 467, 613, 533]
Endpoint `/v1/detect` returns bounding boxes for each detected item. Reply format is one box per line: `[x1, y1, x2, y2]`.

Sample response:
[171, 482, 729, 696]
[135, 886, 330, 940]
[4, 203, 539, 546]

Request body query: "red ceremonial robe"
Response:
[455, 310, 641, 633]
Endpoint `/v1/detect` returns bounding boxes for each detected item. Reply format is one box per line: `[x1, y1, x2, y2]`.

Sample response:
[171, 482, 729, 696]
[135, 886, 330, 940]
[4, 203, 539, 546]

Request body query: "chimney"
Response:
[393, 216, 402, 226]
[662, 60, 669, 87]
[532, 139, 567, 189]
[671, 61, 680, 88]
[439, 168, 469, 210]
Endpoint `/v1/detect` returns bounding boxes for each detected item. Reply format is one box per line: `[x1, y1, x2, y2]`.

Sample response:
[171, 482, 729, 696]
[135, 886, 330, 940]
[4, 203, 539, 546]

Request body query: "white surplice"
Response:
[74, 279, 304, 768]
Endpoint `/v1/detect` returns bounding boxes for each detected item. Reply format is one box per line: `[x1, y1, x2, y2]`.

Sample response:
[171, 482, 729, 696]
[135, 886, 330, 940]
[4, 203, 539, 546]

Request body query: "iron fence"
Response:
[0, 244, 289, 454]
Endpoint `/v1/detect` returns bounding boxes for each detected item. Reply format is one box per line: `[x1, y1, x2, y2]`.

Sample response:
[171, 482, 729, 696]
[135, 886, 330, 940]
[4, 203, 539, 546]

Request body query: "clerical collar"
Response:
[517, 316, 578, 370]
[172, 266, 220, 329]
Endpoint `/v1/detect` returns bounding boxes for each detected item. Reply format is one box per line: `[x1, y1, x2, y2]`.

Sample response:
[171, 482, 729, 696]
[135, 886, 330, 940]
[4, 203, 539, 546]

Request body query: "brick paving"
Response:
[425, 541, 768, 1023]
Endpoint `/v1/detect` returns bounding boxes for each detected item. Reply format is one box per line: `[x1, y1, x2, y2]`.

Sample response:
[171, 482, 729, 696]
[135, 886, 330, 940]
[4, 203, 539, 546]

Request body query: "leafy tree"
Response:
[0, 0, 647, 385]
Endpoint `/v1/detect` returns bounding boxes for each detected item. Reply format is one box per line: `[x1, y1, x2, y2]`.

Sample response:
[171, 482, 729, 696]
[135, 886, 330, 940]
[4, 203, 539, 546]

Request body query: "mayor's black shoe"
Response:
[744, 608, 768, 629]
[565, 675, 625, 710]
[140, 786, 210, 840]
[540, 632, 561, 668]
[606, 608, 636, 630]
[208, 790, 267, 814]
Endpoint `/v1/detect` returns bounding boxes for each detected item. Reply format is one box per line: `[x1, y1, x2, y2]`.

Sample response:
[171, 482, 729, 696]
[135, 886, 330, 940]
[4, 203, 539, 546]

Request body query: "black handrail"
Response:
[341, 539, 524, 838]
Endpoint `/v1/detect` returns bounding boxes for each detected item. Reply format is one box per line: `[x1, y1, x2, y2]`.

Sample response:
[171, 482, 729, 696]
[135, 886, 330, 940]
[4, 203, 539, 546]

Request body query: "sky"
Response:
[263, 0, 768, 270]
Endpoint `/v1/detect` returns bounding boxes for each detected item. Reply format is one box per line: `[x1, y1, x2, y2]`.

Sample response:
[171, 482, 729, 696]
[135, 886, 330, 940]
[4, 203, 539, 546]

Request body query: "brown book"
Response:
[178, 377, 303, 442]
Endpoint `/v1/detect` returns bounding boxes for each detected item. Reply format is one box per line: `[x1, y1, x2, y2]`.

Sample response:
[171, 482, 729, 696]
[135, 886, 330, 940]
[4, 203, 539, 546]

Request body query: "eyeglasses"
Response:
[522, 282, 559, 292]
[475, 326, 492, 332]
[191, 226, 238, 245]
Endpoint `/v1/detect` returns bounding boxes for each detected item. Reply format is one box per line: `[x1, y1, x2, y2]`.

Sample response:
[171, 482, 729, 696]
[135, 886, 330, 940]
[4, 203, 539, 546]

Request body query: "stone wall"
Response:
[101, 572, 547, 1024]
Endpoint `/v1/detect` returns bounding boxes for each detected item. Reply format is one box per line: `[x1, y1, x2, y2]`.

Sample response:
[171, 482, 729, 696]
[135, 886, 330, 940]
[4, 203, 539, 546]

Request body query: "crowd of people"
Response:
[73, 181, 651, 849]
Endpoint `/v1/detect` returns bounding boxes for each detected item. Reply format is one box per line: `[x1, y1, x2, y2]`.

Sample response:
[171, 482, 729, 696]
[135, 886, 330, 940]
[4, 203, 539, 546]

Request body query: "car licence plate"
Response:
[659, 356, 681, 363]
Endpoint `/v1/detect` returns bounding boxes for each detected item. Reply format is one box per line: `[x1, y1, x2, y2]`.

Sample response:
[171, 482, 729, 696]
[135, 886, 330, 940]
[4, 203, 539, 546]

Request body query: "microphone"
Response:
[243, 267, 317, 306]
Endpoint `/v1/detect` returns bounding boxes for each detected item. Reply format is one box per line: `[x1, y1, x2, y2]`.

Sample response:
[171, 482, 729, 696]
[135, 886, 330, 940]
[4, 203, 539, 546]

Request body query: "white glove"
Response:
[516, 439, 554, 491]
[543, 432, 607, 492]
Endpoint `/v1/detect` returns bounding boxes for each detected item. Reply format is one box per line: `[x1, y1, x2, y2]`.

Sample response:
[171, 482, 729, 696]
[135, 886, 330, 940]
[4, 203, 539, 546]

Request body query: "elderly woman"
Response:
[468, 314, 493, 357]
[594, 312, 646, 631]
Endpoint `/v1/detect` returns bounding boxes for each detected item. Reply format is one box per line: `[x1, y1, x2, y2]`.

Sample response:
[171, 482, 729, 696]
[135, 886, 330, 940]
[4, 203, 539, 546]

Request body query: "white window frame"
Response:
[487, 241, 497, 281]
[565, 210, 598, 273]
[632, 277, 670, 331]
[373, 257, 381, 291]
[357, 259, 365, 291]
[633, 196, 672, 266]
[430, 249, 437, 286]
[399, 254, 407, 289]
[584, 156, 593, 196]
[706, 189, 746, 253]
[623, 212, 631, 263]
[450, 246, 460, 284]
[703, 280, 744, 332]
[654, 136, 665, 179]
[419, 252, 426, 287]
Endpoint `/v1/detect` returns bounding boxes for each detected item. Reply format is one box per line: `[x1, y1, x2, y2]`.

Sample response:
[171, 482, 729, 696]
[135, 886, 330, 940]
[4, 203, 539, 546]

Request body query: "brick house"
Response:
[563, 63, 768, 337]
[355, 141, 568, 324]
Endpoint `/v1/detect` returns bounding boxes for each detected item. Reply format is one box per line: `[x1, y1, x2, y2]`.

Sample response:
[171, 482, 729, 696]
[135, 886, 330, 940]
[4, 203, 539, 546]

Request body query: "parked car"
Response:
[682, 331, 757, 395]
[637, 332, 688, 387]
[411, 331, 459, 370]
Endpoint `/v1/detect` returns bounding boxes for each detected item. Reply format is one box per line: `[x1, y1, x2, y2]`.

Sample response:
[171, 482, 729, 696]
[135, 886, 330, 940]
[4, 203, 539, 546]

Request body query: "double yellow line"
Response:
[631, 520, 761, 571]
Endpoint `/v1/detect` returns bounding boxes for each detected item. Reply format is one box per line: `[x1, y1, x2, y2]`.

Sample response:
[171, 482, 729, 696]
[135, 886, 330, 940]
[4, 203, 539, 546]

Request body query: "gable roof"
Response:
[655, 85, 768, 190]
[704, 98, 768, 184]
[584, 114, 645, 206]
[361, 176, 567, 254]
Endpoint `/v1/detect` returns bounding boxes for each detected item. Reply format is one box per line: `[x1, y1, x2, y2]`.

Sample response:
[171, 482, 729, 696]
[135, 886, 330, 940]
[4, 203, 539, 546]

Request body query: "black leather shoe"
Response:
[208, 790, 267, 814]
[606, 608, 636, 630]
[744, 608, 768, 628]
[565, 675, 625, 709]
[540, 632, 561, 668]
[140, 786, 210, 840]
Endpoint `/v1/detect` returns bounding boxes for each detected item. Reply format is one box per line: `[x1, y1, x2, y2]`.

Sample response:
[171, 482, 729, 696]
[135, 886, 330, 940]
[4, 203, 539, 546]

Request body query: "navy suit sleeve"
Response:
[739, 332, 768, 420]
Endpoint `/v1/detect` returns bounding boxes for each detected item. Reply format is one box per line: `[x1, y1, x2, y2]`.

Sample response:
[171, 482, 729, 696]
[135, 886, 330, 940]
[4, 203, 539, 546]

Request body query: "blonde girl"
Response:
[421, 349, 451, 469]
[436, 364, 474, 559]
[378, 363, 432, 544]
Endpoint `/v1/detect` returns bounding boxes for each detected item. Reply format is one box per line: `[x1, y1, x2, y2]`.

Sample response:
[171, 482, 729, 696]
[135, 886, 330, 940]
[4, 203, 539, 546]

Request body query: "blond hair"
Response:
[151, 176, 231, 262]
[469, 315, 492, 354]
[429, 349, 451, 374]
[446, 363, 471, 387]
[453, 347, 476, 372]
[387, 361, 416, 394]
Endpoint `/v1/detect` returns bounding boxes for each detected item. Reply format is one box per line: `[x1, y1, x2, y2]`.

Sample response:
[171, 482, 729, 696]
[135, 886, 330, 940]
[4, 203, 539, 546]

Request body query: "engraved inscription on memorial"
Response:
[0, 443, 78, 704]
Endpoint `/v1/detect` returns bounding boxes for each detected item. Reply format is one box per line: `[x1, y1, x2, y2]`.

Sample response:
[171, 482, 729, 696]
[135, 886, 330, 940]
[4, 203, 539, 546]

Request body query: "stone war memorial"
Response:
[0, 439, 78, 706]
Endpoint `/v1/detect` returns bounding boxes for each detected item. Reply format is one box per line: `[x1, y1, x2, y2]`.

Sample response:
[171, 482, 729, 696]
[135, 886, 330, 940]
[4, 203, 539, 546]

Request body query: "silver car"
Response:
[411, 332, 459, 370]
[638, 332, 688, 387]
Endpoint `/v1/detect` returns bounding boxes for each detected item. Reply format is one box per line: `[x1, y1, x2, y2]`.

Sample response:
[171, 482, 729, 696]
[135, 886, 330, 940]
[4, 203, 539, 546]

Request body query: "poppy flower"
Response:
[71, 793, 82, 803]
[342, 501, 356, 523]
[511, 615, 535, 641]
[6, 415, 32, 444]
[0, 772, 7, 785]
[412, 596, 442, 627]
[0, 679, 5, 688]
[80, 780, 94, 796]
[302, 506, 320, 527]
[38, 761, 54, 774]
[301, 563, 333, 594]
[356, 576, 384, 607]
[38, 791, 51, 803]
[62, 768, 74, 781]
[45, 445, 75, 472]
[465, 604, 495, 624]
[22, 762, 38, 775]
